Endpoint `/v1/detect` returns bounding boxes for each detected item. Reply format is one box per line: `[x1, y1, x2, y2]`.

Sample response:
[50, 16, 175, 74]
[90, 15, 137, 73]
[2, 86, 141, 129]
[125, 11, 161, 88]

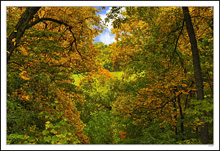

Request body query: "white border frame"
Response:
[1, 1, 219, 150]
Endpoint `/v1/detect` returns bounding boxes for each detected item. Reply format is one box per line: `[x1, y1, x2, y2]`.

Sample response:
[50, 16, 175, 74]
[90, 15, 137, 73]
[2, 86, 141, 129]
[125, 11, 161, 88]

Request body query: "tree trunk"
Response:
[7, 7, 40, 62]
[182, 7, 209, 144]
[177, 95, 184, 134]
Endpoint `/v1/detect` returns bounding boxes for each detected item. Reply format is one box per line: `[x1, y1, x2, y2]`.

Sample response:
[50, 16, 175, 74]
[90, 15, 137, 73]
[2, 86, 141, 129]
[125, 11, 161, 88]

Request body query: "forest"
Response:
[6, 6, 213, 144]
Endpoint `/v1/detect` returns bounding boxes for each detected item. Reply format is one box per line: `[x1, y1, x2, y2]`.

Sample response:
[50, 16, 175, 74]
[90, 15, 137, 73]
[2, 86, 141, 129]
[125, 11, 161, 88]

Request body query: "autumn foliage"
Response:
[6, 6, 213, 144]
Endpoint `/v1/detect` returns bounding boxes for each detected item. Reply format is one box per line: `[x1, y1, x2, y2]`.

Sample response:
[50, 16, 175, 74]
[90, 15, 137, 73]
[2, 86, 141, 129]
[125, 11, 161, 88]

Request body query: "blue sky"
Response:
[93, 7, 116, 45]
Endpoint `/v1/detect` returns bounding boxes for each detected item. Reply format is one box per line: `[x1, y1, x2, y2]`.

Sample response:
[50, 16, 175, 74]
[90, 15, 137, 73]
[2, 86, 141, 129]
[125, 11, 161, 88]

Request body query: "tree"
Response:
[106, 6, 213, 143]
[7, 7, 104, 144]
[182, 6, 209, 144]
[95, 42, 113, 71]
[7, 6, 213, 144]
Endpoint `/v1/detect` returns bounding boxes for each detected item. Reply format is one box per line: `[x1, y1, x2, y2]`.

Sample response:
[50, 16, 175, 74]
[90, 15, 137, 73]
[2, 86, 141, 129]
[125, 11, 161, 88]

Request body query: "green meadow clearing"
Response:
[72, 71, 124, 85]
[72, 71, 145, 85]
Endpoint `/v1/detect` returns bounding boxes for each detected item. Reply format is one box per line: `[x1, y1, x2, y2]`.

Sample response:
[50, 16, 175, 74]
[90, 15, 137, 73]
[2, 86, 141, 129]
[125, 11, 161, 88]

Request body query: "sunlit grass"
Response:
[72, 73, 85, 85]
[110, 71, 124, 79]
[72, 71, 124, 85]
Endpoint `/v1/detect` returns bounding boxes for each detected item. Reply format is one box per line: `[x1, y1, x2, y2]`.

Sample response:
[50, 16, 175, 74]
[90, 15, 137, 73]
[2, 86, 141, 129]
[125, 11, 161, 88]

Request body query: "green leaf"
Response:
[48, 90, 54, 94]
[59, 121, 67, 126]
[50, 129, 57, 134]
[7, 134, 14, 139]
[71, 138, 80, 144]
[51, 103, 55, 106]
[61, 129, 67, 136]
[52, 135, 59, 142]
[49, 123, 54, 128]
[67, 132, 72, 136]
[28, 136, 35, 142]
[42, 130, 49, 135]
[55, 123, 61, 128]
[60, 138, 67, 144]
[17, 135, 24, 139]
[44, 136, 51, 142]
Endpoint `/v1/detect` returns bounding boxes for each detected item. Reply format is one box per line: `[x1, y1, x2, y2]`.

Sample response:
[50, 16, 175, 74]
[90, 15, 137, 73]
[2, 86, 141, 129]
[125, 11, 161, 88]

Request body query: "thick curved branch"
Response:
[8, 12, 92, 62]
[26, 17, 94, 30]
[7, 7, 41, 62]
[26, 18, 72, 29]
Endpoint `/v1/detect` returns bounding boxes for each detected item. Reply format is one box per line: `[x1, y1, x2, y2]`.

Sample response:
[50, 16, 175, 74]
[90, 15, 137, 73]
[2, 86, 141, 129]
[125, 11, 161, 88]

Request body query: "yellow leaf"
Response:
[26, 95, 30, 100]
[20, 75, 29, 80]
[181, 84, 188, 87]
[19, 71, 29, 80]
[182, 91, 189, 95]
[12, 38, 16, 42]
[20, 46, 28, 56]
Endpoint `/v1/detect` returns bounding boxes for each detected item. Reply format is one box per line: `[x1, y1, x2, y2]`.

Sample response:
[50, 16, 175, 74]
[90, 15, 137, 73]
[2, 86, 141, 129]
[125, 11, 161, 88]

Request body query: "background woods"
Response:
[6, 6, 214, 144]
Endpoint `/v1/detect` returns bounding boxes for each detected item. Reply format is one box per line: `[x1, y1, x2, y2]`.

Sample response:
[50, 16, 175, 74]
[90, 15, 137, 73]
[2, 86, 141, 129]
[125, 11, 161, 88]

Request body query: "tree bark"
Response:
[182, 7, 209, 144]
[7, 7, 41, 62]
[177, 95, 184, 134]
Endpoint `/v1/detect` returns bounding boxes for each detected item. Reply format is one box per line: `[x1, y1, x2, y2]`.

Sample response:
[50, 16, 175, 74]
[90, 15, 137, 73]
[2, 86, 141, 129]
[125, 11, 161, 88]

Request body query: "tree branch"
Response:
[26, 17, 94, 30]
[26, 17, 87, 60]
[26, 17, 71, 29]
[133, 81, 195, 117]
[7, 7, 41, 62]
[171, 19, 187, 73]
[173, 19, 185, 56]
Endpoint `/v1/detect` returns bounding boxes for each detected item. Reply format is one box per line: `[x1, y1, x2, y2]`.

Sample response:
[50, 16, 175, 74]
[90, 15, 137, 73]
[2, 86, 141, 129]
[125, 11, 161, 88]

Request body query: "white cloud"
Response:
[121, 7, 126, 12]
[106, 6, 112, 13]
[100, 7, 126, 31]
[100, 7, 113, 31]
[99, 31, 116, 45]
[97, 7, 126, 45]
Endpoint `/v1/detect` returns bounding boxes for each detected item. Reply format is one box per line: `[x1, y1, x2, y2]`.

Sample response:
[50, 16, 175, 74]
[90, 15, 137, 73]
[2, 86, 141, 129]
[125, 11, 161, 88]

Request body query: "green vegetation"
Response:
[72, 73, 85, 85]
[6, 6, 213, 145]
[72, 71, 124, 85]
